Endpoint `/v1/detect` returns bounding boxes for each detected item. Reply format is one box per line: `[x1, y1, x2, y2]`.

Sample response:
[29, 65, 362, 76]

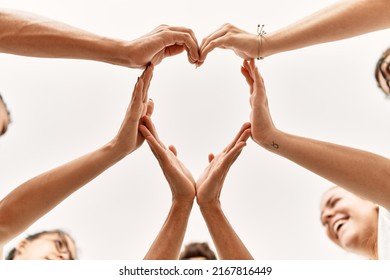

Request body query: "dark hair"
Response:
[374, 47, 390, 90]
[0, 93, 11, 135]
[5, 229, 74, 260]
[179, 242, 217, 260]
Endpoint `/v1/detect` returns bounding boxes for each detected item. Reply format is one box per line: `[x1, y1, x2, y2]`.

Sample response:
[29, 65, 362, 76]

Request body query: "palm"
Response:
[196, 157, 224, 206]
[196, 123, 251, 207]
[164, 149, 196, 201]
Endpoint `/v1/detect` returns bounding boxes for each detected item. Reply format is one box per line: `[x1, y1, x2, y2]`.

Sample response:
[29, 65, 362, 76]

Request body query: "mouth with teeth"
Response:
[332, 218, 348, 239]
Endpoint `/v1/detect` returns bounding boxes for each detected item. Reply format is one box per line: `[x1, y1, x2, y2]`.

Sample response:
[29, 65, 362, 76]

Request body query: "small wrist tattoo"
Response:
[271, 141, 279, 149]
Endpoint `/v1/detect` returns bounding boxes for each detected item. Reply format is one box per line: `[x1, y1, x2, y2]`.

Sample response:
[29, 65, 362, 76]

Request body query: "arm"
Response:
[199, 0, 390, 62]
[140, 116, 195, 260]
[0, 9, 199, 68]
[241, 59, 390, 210]
[0, 65, 154, 249]
[196, 123, 253, 260]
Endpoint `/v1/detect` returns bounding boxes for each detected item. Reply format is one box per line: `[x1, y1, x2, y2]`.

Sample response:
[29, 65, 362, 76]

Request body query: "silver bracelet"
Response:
[257, 24, 266, 60]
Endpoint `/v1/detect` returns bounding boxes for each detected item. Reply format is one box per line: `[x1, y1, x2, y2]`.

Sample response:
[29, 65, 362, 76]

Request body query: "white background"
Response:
[0, 0, 389, 260]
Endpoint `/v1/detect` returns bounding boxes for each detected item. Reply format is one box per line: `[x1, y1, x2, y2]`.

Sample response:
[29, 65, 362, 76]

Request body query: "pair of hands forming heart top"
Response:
[130, 24, 262, 69]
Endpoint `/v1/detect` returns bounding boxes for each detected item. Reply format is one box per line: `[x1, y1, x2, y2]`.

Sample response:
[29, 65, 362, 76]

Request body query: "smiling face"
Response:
[320, 186, 378, 258]
[12, 231, 77, 260]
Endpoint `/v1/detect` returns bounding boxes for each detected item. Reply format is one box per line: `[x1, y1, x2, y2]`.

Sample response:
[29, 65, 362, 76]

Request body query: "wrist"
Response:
[96, 37, 133, 68]
[198, 199, 221, 212]
[199, 202, 222, 214]
[254, 128, 284, 151]
[172, 199, 194, 211]
[105, 138, 131, 162]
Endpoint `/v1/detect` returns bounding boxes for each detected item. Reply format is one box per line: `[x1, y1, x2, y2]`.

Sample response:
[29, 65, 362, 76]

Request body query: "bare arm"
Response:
[200, 0, 390, 62]
[196, 123, 253, 260]
[0, 9, 199, 68]
[0, 65, 154, 248]
[266, 0, 390, 56]
[140, 116, 195, 260]
[241, 59, 390, 210]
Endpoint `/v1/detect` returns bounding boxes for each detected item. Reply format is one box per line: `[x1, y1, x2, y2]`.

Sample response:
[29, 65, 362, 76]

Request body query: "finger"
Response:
[243, 60, 255, 80]
[200, 36, 229, 63]
[140, 64, 154, 102]
[141, 116, 166, 149]
[165, 26, 199, 49]
[148, 27, 199, 64]
[240, 66, 254, 93]
[146, 99, 154, 117]
[138, 123, 152, 139]
[164, 29, 200, 62]
[168, 145, 178, 156]
[165, 26, 199, 62]
[208, 153, 215, 163]
[229, 128, 251, 155]
[139, 124, 166, 162]
[231, 143, 246, 161]
[237, 127, 251, 143]
[164, 44, 185, 58]
[224, 123, 251, 152]
[200, 24, 228, 52]
[222, 141, 247, 169]
[253, 64, 265, 89]
[129, 77, 144, 118]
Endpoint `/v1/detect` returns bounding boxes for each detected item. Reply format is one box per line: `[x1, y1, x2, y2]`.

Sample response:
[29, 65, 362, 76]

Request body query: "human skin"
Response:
[140, 116, 195, 260]
[12, 231, 77, 260]
[0, 65, 154, 258]
[0, 98, 9, 136]
[196, 123, 253, 260]
[320, 186, 378, 259]
[199, 0, 390, 63]
[140, 117, 253, 260]
[0, 9, 200, 69]
[241, 58, 390, 215]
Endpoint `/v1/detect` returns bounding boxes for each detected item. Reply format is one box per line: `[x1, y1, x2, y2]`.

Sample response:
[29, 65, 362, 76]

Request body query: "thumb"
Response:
[146, 99, 154, 117]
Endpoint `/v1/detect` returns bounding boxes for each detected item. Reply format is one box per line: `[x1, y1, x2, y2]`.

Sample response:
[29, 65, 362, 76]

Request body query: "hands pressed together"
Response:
[100, 19, 390, 260]
[3, 2, 390, 260]
[118, 22, 276, 158]
[128, 23, 262, 69]
[117, 32, 273, 259]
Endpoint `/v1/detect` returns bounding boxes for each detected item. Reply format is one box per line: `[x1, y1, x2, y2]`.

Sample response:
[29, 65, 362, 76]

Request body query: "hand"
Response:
[199, 24, 258, 66]
[241, 60, 278, 148]
[196, 123, 251, 208]
[127, 25, 200, 69]
[111, 64, 154, 157]
[139, 116, 196, 204]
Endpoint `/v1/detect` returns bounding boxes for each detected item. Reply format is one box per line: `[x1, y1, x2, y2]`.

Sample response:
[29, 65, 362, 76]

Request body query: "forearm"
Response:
[0, 9, 131, 67]
[200, 204, 253, 260]
[265, 0, 390, 57]
[263, 130, 390, 209]
[144, 200, 193, 260]
[0, 140, 126, 245]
